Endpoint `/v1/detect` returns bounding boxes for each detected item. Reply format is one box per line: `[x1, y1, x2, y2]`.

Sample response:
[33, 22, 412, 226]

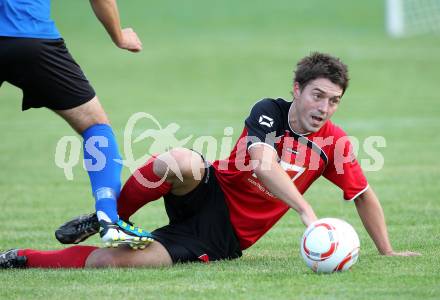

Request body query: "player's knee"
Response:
[56, 96, 110, 134]
[155, 148, 203, 180]
[79, 97, 110, 130]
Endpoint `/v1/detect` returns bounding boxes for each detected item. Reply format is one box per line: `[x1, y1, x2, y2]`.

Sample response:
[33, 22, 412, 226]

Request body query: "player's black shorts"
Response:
[152, 165, 242, 263]
[0, 37, 96, 111]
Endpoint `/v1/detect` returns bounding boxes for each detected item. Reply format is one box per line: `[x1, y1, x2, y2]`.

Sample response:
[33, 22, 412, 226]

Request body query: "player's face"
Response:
[291, 78, 343, 133]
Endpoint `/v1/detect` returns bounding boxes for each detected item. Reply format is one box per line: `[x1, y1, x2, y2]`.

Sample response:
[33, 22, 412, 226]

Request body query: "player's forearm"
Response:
[89, 0, 123, 46]
[254, 162, 317, 226]
[354, 187, 393, 255]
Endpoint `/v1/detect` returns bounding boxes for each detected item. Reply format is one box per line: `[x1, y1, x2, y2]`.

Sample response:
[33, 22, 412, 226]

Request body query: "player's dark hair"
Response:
[294, 52, 349, 94]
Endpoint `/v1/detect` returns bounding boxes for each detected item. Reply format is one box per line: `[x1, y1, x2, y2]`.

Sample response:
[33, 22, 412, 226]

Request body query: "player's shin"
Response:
[82, 124, 122, 224]
[117, 155, 172, 221]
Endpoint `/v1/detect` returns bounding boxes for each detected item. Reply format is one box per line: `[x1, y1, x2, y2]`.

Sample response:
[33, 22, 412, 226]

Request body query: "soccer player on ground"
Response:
[0, 0, 152, 247]
[0, 52, 420, 269]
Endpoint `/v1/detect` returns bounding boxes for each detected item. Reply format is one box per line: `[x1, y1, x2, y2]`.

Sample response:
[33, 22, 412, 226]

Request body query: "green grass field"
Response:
[1, 0, 439, 299]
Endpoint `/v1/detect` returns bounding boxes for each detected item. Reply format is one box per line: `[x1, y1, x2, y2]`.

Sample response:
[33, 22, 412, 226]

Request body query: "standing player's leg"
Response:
[53, 96, 118, 225]
[54, 97, 153, 247]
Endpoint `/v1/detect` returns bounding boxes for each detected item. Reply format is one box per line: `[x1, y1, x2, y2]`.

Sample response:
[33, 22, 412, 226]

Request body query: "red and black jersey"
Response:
[212, 98, 368, 250]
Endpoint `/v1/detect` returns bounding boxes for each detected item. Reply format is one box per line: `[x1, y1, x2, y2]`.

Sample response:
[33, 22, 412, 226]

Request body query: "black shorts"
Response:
[0, 37, 95, 111]
[152, 165, 242, 263]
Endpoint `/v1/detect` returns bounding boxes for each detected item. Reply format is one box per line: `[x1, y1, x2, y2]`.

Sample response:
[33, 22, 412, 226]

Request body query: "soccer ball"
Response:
[300, 218, 360, 273]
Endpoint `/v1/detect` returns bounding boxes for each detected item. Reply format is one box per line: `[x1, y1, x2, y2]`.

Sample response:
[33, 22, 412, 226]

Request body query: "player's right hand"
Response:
[299, 208, 317, 227]
[116, 28, 142, 52]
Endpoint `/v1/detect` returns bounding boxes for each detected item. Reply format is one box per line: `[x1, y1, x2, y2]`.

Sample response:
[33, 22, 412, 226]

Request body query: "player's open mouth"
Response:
[311, 116, 324, 123]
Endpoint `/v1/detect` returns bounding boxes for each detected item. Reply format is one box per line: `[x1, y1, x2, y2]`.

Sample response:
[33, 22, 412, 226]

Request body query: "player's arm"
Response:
[249, 144, 317, 227]
[89, 0, 142, 52]
[354, 187, 420, 256]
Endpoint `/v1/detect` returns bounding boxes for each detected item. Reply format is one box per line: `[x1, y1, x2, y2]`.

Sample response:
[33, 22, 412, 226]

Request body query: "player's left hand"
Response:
[383, 250, 421, 257]
[116, 28, 142, 52]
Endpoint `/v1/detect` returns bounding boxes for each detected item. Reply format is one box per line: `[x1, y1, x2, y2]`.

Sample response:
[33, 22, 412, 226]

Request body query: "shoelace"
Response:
[75, 218, 98, 233]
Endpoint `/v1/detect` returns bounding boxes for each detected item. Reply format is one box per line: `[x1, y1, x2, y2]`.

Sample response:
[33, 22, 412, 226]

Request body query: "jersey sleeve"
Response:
[323, 126, 369, 201]
[244, 99, 282, 151]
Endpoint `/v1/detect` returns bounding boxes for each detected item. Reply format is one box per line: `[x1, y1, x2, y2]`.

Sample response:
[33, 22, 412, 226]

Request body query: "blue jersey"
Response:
[0, 0, 60, 39]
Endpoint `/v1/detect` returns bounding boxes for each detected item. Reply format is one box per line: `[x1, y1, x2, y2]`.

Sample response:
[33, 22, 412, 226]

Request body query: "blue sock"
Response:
[82, 124, 122, 223]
